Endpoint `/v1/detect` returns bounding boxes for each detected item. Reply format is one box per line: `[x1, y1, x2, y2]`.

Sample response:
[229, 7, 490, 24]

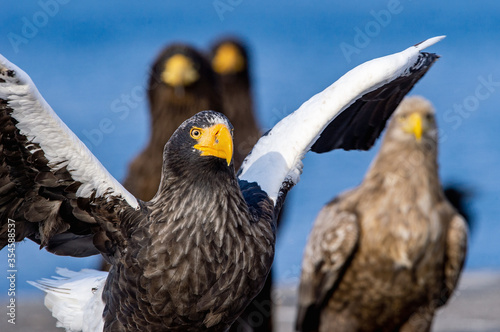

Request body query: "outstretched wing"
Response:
[238, 36, 443, 207]
[296, 200, 359, 332]
[311, 52, 437, 152]
[0, 54, 139, 257]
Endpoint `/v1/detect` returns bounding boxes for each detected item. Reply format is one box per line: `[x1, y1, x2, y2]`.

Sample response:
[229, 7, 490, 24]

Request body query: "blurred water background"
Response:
[0, 1, 499, 299]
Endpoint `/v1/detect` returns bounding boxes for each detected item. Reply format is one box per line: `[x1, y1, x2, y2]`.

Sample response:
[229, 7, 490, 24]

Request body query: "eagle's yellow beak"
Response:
[402, 113, 423, 141]
[212, 43, 245, 74]
[162, 54, 199, 87]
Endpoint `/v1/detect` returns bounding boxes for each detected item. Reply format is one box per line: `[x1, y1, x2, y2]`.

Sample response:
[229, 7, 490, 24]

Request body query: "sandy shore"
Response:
[1, 271, 499, 331]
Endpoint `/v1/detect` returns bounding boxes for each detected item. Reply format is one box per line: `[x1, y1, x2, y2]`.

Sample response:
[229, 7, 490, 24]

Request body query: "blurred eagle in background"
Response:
[296, 96, 468, 332]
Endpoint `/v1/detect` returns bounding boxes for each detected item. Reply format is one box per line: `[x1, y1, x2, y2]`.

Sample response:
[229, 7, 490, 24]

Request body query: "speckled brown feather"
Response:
[297, 97, 468, 332]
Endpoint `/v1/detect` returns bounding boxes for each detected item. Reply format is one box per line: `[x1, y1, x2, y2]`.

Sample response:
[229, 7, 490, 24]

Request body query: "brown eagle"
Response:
[296, 96, 468, 332]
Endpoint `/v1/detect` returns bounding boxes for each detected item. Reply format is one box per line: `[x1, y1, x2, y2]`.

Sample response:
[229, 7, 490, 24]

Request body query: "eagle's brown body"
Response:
[297, 97, 467, 332]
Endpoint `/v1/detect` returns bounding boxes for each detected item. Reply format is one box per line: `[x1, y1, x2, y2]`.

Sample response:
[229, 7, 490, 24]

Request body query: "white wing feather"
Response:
[0, 55, 138, 209]
[238, 36, 444, 203]
[28, 268, 108, 332]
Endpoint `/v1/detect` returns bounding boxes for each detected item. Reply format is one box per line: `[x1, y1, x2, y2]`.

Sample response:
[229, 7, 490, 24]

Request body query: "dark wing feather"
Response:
[0, 100, 83, 248]
[311, 52, 439, 152]
[0, 56, 139, 260]
[45, 233, 99, 257]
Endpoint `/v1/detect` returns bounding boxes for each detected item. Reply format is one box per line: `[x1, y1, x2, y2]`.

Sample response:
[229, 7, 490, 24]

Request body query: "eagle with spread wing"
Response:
[0, 37, 442, 331]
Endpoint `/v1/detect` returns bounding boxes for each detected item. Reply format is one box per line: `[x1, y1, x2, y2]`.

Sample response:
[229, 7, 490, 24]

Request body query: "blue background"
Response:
[0, 0, 499, 297]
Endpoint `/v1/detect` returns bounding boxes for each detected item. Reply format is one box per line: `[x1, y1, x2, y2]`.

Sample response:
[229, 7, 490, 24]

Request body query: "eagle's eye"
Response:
[190, 127, 202, 139]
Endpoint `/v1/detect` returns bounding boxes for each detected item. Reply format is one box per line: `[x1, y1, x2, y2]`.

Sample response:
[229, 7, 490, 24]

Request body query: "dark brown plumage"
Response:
[123, 44, 223, 201]
[103, 112, 276, 331]
[2, 106, 275, 331]
[296, 96, 468, 332]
